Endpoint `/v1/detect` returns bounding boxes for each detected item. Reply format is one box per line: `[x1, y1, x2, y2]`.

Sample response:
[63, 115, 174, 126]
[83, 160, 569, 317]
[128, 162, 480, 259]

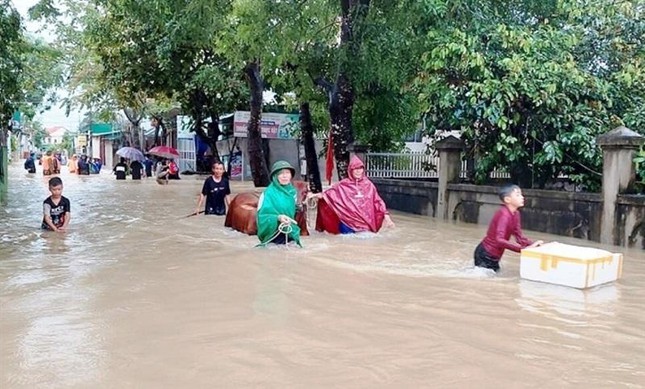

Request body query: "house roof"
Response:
[45, 126, 68, 137]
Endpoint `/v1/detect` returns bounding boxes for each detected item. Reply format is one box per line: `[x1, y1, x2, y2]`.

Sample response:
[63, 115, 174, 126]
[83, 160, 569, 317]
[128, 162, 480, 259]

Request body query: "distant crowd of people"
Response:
[111, 157, 180, 183]
[23, 150, 182, 182]
[24, 151, 102, 176]
[68, 154, 102, 175]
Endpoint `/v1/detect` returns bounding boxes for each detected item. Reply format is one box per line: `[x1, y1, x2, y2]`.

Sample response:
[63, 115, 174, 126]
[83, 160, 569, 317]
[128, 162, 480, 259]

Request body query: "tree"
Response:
[29, 0, 116, 118]
[81, 0, 248, 158]
[0, 1, 24, 148]
[221, 0, 338, 187]
[312, 0, 371, 179]
[413, 0, 643, 190]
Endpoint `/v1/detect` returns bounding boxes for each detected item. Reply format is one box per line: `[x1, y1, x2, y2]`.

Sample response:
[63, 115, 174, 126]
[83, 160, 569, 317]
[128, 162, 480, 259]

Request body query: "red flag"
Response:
[325, 130, 334, 185]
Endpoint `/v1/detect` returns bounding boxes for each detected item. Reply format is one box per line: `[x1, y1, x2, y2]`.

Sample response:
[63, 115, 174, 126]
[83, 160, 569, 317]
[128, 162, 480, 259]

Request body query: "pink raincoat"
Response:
[316, 156, 388, 233]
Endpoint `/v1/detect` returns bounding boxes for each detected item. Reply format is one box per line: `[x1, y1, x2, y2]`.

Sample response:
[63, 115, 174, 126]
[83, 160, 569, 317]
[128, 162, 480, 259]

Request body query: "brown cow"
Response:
[225, 180, 309, 236]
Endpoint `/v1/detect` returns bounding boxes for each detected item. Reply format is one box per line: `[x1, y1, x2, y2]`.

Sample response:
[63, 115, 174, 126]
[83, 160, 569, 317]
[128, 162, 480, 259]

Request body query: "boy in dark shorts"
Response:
[474, 184, 543, 272]
[42, 177, 71, 232]
[195, 161, 231, 215]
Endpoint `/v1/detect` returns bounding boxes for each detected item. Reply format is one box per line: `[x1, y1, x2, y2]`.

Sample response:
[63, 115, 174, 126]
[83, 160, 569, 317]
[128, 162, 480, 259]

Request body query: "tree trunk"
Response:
[329, 74, 354, 179]
[160, 120, 167, 146]
[207, 114, 221, 162]
[244, 61, 270, 187]
[123, 108, 142, 149]
[315, 0, 370, 179]
[153, 124, 160, 147]
[300, 102, 322, 192]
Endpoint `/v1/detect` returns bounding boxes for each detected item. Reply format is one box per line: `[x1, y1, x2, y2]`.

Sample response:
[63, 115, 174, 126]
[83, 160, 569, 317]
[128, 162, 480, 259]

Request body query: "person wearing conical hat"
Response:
[256, 160, 302, 246]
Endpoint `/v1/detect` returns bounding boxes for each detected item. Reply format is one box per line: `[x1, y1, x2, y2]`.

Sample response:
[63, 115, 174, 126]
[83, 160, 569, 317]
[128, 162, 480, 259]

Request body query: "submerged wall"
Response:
[371, 127, 644, 249]
[374, 180, 644, 250]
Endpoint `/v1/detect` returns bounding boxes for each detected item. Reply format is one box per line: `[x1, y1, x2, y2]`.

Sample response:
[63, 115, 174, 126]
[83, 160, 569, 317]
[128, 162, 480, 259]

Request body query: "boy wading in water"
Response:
[474, 184, 544, 272]
[195, 161, 231, 216]
[42, 177, 71, 232]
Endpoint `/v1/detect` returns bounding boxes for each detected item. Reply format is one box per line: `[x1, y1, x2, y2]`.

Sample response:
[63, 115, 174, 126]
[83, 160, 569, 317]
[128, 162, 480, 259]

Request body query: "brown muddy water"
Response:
[1, 163, 644, 388]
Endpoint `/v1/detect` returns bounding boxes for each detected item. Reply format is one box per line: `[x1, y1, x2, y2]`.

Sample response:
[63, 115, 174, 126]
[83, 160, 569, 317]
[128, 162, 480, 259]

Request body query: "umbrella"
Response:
[148, 145, 180, 160]
[116, 147, 145, 161]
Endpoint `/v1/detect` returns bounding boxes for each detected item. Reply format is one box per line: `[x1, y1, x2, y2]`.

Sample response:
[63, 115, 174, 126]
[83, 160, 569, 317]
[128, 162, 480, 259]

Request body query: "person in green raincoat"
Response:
[256, 161, 302, 246]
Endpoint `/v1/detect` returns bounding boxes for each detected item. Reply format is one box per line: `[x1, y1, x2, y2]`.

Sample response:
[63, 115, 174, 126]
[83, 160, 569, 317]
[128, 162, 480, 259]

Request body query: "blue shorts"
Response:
[339, 222, 355, 234]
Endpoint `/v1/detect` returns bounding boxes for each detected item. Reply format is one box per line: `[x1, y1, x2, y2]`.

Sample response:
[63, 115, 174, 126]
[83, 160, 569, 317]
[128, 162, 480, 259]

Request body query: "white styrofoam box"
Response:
[520, 242, 623, 289]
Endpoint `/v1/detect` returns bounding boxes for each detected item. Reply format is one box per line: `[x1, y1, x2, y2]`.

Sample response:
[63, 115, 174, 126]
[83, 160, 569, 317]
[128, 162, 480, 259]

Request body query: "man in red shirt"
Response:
[474, 184, 544, 272]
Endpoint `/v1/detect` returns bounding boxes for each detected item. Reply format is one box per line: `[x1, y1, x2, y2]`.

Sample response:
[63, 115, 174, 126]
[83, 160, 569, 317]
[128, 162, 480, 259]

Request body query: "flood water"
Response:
[1, 163, 644, 388]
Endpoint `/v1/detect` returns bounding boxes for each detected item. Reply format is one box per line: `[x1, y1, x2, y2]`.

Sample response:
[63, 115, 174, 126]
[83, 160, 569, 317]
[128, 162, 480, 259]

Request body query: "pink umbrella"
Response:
[147, 145, 180, 160]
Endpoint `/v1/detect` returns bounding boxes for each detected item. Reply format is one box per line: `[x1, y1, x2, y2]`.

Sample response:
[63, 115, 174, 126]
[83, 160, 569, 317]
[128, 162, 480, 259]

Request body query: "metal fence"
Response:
[365, 152, 509, 179]
[366, 152, 440, 178]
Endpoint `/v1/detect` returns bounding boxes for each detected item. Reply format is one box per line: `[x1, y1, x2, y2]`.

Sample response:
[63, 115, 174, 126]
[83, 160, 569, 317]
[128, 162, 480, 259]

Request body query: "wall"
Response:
[373, 178, 643, 249]
[372, 178, 438, 216]
[616, 195, 645, 249]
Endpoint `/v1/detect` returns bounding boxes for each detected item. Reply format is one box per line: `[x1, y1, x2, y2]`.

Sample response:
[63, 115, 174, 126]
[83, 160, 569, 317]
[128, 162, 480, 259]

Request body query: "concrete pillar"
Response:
[597, 126, 645, 245]
[435, 135, 465, 220]
[348, 143, 369, 164]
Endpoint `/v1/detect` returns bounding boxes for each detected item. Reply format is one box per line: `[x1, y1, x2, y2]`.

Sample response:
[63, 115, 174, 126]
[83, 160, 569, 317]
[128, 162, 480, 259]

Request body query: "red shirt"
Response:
[481, 206, 533, 259]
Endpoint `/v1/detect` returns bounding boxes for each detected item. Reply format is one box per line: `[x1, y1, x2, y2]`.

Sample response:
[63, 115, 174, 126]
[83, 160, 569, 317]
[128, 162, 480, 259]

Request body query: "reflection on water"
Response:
[517, 280, 619, 317]
[1, 164, 644, 388]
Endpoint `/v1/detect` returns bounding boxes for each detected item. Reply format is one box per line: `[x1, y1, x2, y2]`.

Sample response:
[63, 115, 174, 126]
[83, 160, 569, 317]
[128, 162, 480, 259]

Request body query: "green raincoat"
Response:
[256, 161, 302, 246]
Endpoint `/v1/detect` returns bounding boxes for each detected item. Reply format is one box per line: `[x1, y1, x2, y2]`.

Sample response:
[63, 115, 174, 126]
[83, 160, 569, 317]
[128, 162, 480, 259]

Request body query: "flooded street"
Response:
[1, 163, 644, 388]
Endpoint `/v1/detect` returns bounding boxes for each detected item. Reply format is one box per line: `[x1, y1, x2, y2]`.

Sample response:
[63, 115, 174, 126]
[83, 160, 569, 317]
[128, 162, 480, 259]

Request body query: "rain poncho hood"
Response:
[256, 161, 302, 246]
[321, 156, 388, 233]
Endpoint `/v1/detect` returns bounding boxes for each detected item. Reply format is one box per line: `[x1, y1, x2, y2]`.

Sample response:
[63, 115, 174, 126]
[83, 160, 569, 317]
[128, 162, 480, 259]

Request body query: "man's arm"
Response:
[195, 193, 205, 214]
[60, 212, 71, 230]
[224, 194, 232, 211]
[59, 199, 71, 231]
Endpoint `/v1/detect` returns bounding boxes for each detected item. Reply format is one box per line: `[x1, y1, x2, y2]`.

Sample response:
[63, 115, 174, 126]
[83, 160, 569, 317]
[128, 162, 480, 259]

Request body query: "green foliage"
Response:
[0, 0, 24, 140]
[23, 0, 643, 191]
[18, 39, 64, 119]
[82, 0, 247, 133]
[1, 0, 61, 152]
[414, 0, 643, 190]
[29, 121, 47, 150]
[10, 134, 19, 152]
[60, 131, 75, 155]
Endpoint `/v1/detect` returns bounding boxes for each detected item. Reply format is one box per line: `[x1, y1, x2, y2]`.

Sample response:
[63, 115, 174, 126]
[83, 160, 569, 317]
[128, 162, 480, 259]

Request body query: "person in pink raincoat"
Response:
[308, 156, 395, 234]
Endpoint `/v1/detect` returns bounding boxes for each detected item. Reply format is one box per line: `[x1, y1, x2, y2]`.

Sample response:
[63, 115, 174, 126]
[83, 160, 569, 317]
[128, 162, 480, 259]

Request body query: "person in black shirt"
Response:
[195, 161, 231, 215]
[42, 177, 71, 232]
[24, 153, 36, 173]
[143, 156, 154, 178]
[113, 158, 128, 180]
[130, 159, 144, 180]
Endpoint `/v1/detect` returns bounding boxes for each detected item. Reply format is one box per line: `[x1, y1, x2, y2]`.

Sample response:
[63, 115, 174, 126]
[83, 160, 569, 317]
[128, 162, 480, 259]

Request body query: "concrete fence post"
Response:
[597, 126, 645, 245]
[435, 136, 465, 220]
[348, 143, 369, 164]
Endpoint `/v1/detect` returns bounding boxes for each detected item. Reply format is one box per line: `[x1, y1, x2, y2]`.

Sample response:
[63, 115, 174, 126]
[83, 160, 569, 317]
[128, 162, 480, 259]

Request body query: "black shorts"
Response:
[205, 206, 226, 216]
[271, 233, 289, 245]
[474, 243, 500, 272]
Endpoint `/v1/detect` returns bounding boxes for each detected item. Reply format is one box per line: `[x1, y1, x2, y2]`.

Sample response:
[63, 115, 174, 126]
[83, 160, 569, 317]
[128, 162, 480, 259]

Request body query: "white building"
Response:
[44, 126, 68, 146]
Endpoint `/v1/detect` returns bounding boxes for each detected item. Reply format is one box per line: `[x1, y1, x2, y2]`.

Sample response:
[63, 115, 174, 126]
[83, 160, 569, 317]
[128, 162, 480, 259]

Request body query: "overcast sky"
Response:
[13, 0, 86, 132]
